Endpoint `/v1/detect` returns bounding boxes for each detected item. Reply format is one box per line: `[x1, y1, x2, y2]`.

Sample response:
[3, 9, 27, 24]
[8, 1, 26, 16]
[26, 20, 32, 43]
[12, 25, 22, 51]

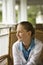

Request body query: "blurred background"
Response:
[0, 0, 43, 65]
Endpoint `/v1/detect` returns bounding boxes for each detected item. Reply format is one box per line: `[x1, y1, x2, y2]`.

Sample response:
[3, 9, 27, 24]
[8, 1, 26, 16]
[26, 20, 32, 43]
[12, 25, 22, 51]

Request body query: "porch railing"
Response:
[0, 24, 17, 65]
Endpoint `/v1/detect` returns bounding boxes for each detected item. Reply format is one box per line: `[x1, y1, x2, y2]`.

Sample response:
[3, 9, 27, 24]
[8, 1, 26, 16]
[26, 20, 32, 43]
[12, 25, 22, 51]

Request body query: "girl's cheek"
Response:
[19, 33, 22, 36]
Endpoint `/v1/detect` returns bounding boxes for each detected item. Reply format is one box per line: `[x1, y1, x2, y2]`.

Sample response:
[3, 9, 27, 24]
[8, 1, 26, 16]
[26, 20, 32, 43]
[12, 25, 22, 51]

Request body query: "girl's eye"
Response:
[19, 31, 23, 33]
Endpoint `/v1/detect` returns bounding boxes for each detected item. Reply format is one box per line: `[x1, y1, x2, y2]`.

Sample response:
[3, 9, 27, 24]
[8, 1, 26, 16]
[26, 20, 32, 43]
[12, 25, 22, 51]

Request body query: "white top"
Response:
[12, 39, 43, 65]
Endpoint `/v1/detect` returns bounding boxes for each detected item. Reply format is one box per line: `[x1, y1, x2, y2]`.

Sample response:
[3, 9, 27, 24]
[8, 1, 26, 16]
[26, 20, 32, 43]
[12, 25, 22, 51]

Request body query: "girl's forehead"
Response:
[17, 24, 24, 29]
[17, 24, 27, 32]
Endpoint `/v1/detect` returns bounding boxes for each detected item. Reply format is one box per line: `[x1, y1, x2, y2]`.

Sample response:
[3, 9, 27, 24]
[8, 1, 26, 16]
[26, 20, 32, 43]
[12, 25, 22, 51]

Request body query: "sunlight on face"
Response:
[16, 24, 31, 42]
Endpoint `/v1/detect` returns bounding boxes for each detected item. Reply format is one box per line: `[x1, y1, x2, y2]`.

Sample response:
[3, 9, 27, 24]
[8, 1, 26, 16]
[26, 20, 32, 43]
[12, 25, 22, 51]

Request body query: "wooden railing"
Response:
[0, 55, 8, 62]
[0, 26, 9, 65]
[0, 25, 17, 65]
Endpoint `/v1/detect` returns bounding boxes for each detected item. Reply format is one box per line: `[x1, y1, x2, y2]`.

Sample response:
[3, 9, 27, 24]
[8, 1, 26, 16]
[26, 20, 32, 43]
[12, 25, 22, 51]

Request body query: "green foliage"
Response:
[16, 10, 18, 22]
[0, 11, 2, 22]
[27, 6, 41, 25]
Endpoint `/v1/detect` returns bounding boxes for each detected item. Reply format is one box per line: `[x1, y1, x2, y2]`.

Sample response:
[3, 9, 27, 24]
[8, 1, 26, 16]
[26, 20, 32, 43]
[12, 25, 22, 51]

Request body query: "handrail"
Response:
[0, 24, 16, 29]
[0, 26, 16, 37]
[0, 33, 9, 37]
[0, 27, 10, 29]
[0, 25, 16, 65]
[0, 54, 13, 65]
[0, 54, 8, 62]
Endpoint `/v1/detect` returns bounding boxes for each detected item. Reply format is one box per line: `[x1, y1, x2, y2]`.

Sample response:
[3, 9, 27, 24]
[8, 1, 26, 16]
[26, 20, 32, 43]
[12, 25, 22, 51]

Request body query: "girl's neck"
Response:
[23, 39, 31, 49]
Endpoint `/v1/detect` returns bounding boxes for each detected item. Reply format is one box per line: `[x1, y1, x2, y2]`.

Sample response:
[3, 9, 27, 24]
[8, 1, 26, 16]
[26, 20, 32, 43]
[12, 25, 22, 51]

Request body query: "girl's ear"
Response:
[28, 31, 32, 36]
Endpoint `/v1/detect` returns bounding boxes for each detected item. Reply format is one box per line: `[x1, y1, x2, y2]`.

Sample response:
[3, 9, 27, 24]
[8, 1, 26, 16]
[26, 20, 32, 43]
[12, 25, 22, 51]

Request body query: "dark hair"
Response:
[18, 21, 35, 36]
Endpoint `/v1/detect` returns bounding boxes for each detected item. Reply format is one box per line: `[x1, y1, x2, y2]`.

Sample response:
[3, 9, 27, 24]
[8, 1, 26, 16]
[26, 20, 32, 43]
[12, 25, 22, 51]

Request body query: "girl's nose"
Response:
[16, 32, 21, 40]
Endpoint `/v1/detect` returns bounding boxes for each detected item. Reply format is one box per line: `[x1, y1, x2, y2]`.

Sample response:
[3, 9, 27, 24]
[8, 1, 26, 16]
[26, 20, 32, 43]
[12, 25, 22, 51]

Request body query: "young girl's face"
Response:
[16, 24, 31, 42]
